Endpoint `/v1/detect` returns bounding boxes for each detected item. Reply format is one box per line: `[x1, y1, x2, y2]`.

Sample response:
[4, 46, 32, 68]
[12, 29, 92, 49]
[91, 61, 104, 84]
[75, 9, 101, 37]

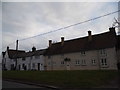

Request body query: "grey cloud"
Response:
[2, 2, 118, 51]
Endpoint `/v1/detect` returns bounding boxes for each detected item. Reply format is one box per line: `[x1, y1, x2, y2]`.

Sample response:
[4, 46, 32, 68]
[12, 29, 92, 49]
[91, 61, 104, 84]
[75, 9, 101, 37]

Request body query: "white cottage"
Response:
[45, 27, 119, 70]
[16, 47, 46, 71]
[2, 47, 25, 70]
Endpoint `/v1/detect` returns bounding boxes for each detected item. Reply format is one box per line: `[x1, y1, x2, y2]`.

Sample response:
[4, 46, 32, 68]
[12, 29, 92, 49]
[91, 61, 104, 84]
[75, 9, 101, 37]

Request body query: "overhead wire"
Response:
[1, 10, 120, 51]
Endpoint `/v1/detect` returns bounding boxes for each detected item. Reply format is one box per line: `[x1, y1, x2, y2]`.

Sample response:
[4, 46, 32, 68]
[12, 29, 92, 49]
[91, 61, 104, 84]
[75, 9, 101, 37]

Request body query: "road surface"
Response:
[2, 80, 47, 89]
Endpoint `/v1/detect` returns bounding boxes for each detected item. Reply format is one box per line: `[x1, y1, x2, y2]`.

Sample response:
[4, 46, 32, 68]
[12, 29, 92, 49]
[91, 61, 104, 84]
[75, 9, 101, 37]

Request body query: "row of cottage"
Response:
[2, 27, 120, 70]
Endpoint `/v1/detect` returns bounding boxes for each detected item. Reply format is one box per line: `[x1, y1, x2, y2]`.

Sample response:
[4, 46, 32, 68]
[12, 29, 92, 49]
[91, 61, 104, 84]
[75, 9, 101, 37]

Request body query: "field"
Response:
[2, 70, 118, 88]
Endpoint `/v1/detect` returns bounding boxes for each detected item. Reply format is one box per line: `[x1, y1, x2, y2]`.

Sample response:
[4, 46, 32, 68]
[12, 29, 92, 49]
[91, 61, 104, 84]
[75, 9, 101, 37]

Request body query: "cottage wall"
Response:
[45, 47, 117, 70]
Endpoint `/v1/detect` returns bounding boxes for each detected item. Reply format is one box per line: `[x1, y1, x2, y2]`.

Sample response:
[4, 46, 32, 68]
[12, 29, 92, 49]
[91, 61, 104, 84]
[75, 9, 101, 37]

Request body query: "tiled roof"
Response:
[17, 49, 46, 58]
[7, 49, 25, 59]
[116, 35, 120, 50]
[45, 28, 117, 55]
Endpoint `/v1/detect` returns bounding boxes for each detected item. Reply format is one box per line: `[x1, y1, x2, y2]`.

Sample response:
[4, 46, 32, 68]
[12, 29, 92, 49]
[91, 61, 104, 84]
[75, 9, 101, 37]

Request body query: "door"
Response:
[38, 63, 40, 70]
[66, 62, 70, 70]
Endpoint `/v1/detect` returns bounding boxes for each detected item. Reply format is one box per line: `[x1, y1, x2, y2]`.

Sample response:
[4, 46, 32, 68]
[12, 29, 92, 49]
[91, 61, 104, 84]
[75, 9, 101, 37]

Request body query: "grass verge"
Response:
[2, 70, 118, 88]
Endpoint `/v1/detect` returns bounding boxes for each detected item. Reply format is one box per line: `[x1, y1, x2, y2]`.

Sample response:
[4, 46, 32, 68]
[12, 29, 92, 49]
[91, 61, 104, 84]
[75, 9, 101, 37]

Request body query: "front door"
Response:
[38, 63, 40, 70]
[66, 62, 70, 70]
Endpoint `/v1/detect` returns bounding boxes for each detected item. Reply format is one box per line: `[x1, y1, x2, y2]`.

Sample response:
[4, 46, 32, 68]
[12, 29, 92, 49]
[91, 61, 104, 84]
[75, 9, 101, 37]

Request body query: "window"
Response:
[48, 62, 51, 65]
[22, 57, 26, 61]
[61, 61, 65, 65]
[48, 56, 51, 59]
[101, 58, 107, 66]
[53, 62, 56, 65]
[35, 56, 40, 59]
[82, 59, 86, 65]
[30, 56, 33, 60]
[100, 49, 106, 55]
[28, 63, 31, 70]
[61, 54, 64, 59]
[22, 64, 25, 69]
[81, 51, 85, 55]
[91, 59, 96, 65]
[75, 60, 80, 65]
[32, 63, 35, 68]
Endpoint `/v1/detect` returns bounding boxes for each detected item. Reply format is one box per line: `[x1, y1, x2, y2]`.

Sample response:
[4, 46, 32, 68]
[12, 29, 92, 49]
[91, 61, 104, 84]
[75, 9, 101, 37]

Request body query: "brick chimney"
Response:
[49, 40, 52, 47]
[88, 31, 92, 41]
[7, 46, 9, 51]
[32, 46, 36, 52]
[61, 37, 64, 46]
[109, 27, 115, 32]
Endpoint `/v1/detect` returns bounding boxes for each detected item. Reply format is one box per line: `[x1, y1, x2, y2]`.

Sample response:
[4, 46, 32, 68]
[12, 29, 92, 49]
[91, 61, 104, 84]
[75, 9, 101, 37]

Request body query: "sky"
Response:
[1, 1, 119, 53]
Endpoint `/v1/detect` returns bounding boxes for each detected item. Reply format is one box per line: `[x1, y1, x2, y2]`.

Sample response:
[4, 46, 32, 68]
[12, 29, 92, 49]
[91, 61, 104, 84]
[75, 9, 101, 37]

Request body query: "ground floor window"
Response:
[61, 61, 65, 65]
[75, 60, 80, 65]
[101, 58, 107, 66]
[82, 59, 86, 65]
[92, 59, 96, 65]
[32, 63, 35, 69]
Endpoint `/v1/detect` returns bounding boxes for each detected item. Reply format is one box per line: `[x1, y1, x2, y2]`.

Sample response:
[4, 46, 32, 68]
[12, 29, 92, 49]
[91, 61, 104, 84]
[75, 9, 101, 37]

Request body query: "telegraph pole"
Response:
[15, 40, 18, 70]
[16, 40, 18, 50]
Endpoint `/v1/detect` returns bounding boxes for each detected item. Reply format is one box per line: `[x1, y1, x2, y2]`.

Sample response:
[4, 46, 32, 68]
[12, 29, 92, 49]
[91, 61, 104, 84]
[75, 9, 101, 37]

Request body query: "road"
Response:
[2, 80, 52, 89]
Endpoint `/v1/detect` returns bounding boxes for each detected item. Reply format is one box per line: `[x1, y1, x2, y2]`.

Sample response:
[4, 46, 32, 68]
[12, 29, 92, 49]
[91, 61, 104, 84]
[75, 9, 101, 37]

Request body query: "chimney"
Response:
[7, 46, 9, 51]
[16, 40, 18, 50]
[88, 31, 92, 41]
[61, 37, 64, 46]
[109, 27, 115, 32]
[32, 46, 36, 52]
[49, 40, 52, 47]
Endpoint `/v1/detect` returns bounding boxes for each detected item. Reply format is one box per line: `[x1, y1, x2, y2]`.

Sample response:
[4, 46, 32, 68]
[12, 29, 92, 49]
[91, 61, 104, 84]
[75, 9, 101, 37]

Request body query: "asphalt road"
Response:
[2, 80, 48, 89]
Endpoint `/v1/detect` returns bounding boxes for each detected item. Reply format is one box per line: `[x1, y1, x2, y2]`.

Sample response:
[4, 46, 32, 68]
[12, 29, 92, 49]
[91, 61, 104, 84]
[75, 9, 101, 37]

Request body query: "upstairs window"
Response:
[81, 51, 85, 55]
[61, 54, 64, 59]
[100, 49, 106, 55]
[30, 56, 33, 60]
[35, 56, 40, 59]
[22, 57, 26, 61]
[48, 56, 51, 59]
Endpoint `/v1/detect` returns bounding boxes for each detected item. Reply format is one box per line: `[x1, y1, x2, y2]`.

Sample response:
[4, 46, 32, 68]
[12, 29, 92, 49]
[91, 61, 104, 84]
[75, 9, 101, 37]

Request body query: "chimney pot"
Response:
[49, 40, 52, 47]
[7, 46, 9, 51]
[88, 31, 92, 41]
[61, 37, 64, 46]
[109, 27, 115, 32]
[32, 46, 36, 52]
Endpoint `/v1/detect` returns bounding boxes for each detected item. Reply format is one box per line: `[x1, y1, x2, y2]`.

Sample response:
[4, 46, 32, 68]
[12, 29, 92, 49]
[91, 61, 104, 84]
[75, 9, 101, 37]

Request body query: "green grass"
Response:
[2, 70, 118, 88]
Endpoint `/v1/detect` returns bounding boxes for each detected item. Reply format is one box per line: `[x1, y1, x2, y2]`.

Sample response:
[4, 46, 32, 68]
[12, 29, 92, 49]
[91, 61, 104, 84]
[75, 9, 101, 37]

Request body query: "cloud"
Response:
[2, 2, 118, 52]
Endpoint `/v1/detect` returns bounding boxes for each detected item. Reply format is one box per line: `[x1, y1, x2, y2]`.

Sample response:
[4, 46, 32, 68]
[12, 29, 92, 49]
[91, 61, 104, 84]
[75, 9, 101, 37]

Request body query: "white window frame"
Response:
[91, 59, 96, 65]
[81, 59, 86, 65]
[75, 60, 80, 65]
[61, 61, 65, 65]
[81, 51, 85, 55]
[101, 58, 107, 66]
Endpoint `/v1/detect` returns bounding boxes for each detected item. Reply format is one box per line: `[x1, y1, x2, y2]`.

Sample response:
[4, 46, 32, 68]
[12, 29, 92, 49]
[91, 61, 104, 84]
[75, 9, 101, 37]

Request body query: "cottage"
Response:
[45, 27, 118, 70]
[2, 27, 120, 71]
[2, 47, 25, 70]
[17, 47, 46, 71]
